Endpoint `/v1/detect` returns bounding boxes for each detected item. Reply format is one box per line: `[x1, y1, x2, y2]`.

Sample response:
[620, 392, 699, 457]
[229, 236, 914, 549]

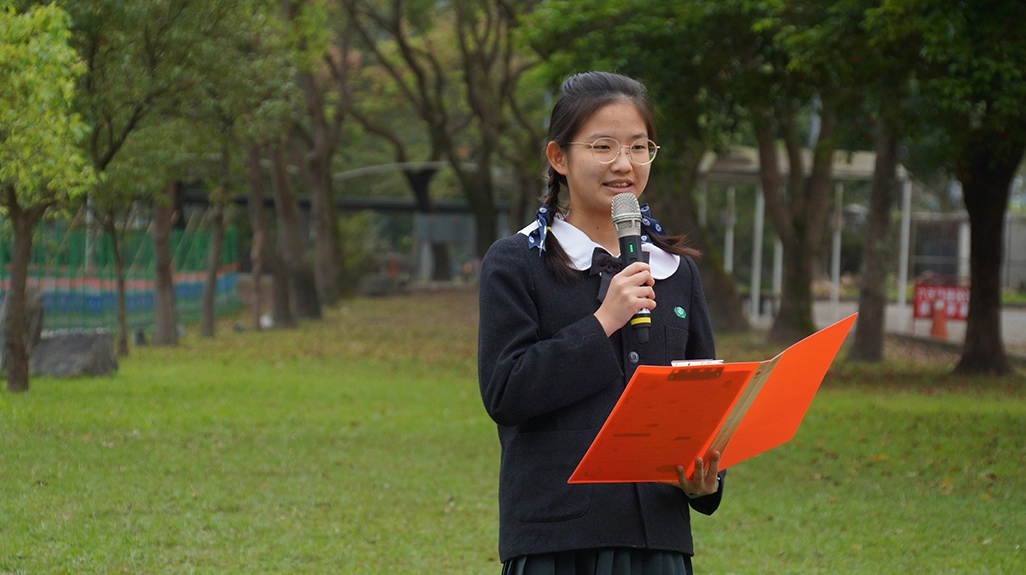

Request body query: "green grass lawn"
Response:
[2, 290, 1024, 573]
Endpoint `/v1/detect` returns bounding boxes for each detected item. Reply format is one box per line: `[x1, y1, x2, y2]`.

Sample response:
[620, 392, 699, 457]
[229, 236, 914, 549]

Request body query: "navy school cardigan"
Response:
[478, 233, 725, 563]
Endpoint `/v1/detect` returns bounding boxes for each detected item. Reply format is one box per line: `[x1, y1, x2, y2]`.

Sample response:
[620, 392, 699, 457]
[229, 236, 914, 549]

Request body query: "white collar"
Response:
[518, 216, 680, 279]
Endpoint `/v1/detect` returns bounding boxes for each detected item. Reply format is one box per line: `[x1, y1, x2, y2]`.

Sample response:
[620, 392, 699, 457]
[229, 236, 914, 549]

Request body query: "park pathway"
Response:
[749, 301, 1026, 356]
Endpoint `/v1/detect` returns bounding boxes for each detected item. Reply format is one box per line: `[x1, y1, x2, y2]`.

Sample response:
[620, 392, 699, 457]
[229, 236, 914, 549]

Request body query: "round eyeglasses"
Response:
[566, 138, 660, 165]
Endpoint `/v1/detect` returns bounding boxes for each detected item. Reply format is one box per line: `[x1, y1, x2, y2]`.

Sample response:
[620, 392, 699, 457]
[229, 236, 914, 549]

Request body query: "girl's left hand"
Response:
[672, 451, 721, 497]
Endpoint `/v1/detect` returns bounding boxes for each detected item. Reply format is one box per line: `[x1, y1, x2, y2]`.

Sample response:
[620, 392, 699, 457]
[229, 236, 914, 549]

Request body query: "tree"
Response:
[349, 65, 452, 280]
[151, 181, 179, 346]
[94, 121, 190, 352]
[876, 0, 1026, 375]
[177, 0, 291, 337]
[246, 145, 281, 330]
[841, 0, 919, 362]
[279, 0, 349, 305]
[344, 0, 542, 258]
[494, 65, 547, 231]
[0, 3, 94, 391]
[199, 157, 229, 339]
[224, 4, 302, 330]
[523, 0, 751, 332]
[728, 0, 865, 344]
[270, 142, 321, 319]
[64, 0, 255, 351]
[847, 116, 901, 362]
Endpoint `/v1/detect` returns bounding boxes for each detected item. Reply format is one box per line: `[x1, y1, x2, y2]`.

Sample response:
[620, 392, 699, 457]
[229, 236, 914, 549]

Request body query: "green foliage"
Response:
[99, 119, 202, 204]
[868, 0, 1026, 171]
[231, 8, 301, 147]
[522, 0, 869, 160]
[0, 3, 93, 207]
[1, 291, 1024, 572]
[337, 210, 388, 281]
[283, 0, 333, 72]
[348, 2, 475, 144]
[523, 0, 746, 154]
[61, 0, 286, 189]
[47, 0, 304, 274]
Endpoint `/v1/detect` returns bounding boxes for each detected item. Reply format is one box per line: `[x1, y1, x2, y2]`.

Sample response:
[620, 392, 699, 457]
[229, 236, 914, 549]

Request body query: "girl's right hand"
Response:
[594, 262, 655, 337]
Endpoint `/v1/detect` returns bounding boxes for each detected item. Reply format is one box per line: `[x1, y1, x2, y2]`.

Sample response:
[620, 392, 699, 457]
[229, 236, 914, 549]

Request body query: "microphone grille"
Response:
[611, 192, 641, 221]
[611, 192, 642, 239]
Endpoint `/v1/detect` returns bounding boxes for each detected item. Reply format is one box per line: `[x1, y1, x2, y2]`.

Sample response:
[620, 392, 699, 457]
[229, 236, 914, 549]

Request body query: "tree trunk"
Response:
[403, 167, 451, 281]
[755, 106, 838, 344]
[952, 134, 1023, 375]
[285, 5, 349, 306]
[2, 199, 44, 392]
[469, 183, 497, 259]
[265, 243, 295, 329]
[849, 118, 900, 362]
[649, 150, 748, 333]
[152, 182, 178, 346]
[270, 145, 321, 320]
[200, 204, 225, 338]
[690, 234, 750, 333]
[457, 152, 498, 259]
[107, 220, 130, 356]
[303, 147, 343, 305]
[509, 165, 536, 235]
[773, 242, 816, 343]
[247, 146, 267, 331]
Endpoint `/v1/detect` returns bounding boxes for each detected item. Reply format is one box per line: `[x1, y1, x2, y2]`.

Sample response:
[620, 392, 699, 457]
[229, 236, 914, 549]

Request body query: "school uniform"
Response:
[478, 217, 724, 573]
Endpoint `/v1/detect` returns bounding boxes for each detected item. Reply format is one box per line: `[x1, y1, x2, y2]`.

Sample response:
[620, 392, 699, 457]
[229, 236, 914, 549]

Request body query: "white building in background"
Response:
[695, 146, 910, 322]
[694, 146, 1025, 326]
[911, 211, 1026, 291]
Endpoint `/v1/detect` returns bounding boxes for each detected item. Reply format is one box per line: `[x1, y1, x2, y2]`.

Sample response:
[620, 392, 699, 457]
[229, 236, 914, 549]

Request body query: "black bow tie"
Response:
[589, 248, 622, 302]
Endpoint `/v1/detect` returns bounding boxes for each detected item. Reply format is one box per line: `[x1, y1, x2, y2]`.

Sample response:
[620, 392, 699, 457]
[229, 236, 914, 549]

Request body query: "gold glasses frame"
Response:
[566, 137, 660, 165]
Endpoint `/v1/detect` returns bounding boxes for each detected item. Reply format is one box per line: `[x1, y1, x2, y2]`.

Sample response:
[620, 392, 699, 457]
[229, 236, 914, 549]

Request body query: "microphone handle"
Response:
[618, 234, 651, 344]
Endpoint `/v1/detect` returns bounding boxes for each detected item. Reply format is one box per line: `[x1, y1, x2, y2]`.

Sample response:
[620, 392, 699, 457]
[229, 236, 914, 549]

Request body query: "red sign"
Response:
[913, 284, 969, 319]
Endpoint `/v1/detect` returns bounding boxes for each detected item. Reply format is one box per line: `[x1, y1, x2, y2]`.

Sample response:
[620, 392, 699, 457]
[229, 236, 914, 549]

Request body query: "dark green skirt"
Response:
[502, 548, 692, 575]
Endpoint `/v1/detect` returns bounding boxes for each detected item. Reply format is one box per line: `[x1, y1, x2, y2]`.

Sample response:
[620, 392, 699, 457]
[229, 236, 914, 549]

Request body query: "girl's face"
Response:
[546, 100, 652, 219]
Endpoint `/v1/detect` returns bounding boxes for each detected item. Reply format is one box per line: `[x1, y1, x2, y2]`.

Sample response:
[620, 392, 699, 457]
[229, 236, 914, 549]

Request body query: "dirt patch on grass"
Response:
[883, 335, 961, 366]
[825, 335, 1026, 395]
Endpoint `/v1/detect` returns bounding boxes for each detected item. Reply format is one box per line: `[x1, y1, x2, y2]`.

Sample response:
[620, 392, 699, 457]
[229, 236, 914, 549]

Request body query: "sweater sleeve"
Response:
[687, 469, 727, 515]
[477, 238, 623, 427]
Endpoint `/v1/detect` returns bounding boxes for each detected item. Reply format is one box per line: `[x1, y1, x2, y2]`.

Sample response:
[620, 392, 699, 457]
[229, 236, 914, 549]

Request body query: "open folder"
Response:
[568, 313, 858, 484]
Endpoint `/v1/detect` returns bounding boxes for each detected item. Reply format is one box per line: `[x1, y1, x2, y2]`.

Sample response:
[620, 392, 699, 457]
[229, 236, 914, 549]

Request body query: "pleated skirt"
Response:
[501, 548, 693, 575]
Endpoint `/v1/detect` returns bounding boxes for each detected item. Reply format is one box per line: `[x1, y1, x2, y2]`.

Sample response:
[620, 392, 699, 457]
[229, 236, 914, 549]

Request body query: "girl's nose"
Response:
[610, 147, 634, 171]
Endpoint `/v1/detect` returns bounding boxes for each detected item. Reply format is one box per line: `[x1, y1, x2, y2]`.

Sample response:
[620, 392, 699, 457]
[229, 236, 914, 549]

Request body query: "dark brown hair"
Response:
[540, 71, 698, 281]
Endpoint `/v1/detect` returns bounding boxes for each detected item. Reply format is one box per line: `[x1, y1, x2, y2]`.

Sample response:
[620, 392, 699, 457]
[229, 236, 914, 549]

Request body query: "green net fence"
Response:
[0, 225, 242, 332]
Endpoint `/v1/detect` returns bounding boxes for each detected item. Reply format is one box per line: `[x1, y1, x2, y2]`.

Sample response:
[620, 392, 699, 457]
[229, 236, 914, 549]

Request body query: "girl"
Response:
[478, 71, 724, 575]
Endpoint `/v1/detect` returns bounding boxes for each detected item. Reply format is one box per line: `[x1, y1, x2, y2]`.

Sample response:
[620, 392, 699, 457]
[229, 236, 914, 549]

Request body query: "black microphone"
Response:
[611, 192, 651, 344]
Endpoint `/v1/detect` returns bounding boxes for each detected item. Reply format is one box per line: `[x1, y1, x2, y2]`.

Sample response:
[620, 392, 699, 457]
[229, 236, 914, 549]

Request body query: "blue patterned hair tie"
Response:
[526, 205, 552, 255]
[639, 204, 666, 243]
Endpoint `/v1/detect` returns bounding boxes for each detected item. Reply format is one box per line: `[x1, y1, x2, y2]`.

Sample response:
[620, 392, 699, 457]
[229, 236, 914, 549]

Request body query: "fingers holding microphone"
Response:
[595, 262, 656, 337]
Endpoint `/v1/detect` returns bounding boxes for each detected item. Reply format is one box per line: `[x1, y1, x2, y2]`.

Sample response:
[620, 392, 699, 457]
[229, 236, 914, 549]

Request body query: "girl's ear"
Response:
[546, 141, 569, 176]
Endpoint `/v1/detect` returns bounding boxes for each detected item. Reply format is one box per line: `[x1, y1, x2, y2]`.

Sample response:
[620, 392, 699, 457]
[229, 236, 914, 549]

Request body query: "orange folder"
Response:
[568, 313, 857, 484]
